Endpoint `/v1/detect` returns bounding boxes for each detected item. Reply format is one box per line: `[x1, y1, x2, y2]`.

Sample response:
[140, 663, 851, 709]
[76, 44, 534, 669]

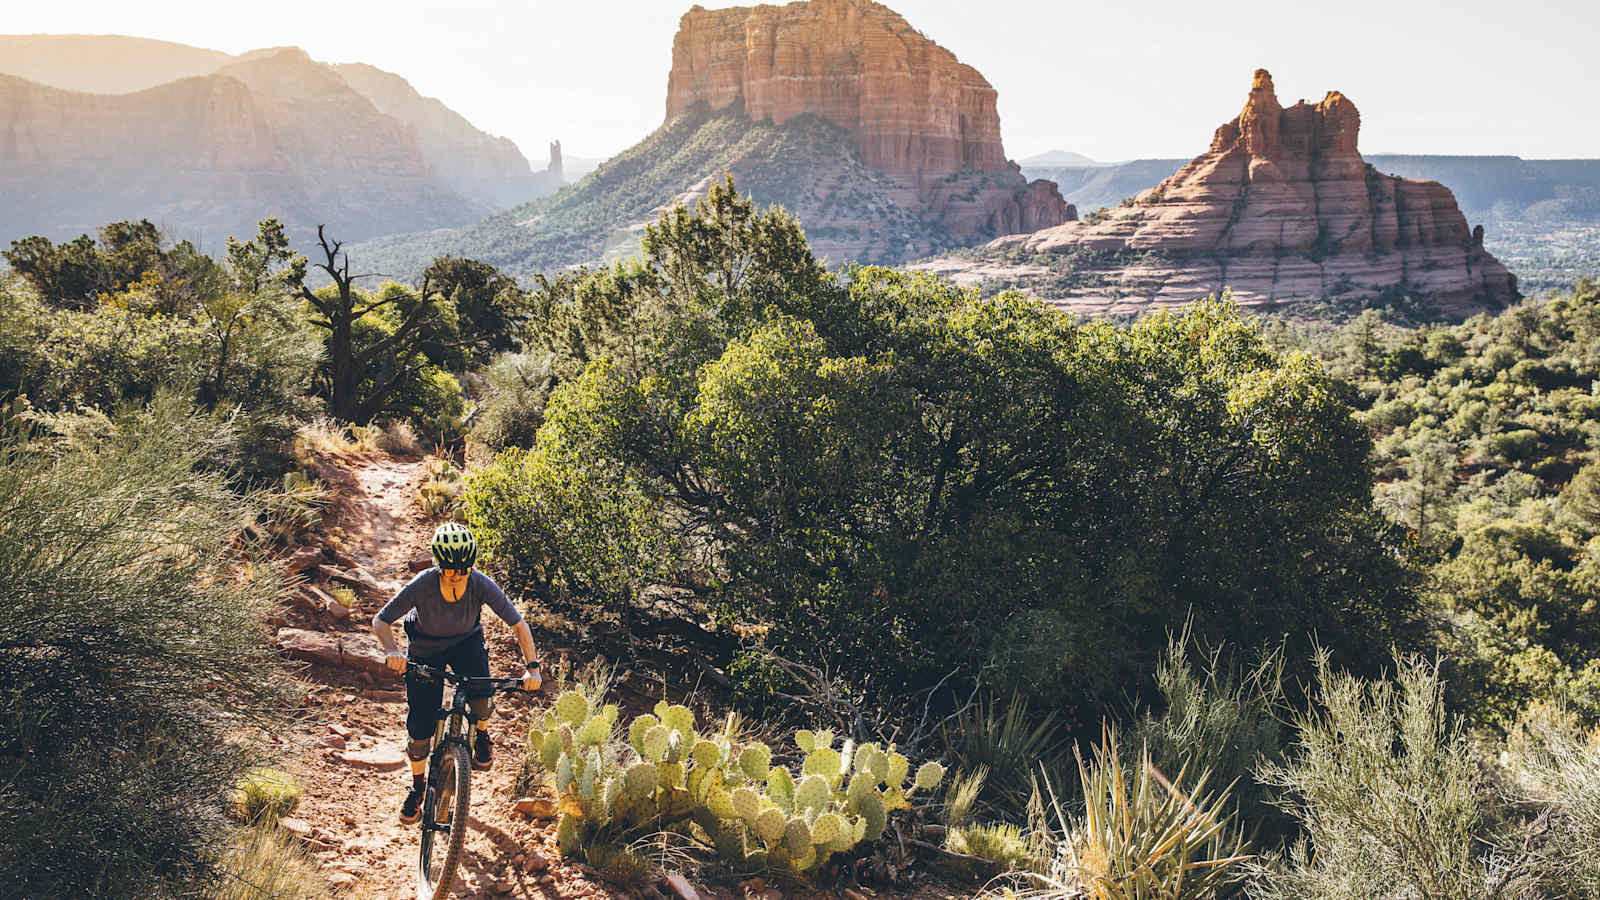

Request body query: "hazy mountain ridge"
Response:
[0, 34, 563, 250]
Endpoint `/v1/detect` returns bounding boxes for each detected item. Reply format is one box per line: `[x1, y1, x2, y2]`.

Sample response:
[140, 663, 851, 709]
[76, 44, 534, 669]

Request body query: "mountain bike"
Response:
[406, 661, 532, 900]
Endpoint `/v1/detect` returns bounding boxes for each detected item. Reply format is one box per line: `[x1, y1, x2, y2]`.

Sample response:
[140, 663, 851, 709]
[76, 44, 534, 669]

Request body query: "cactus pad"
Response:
[554, 690, 589, 726]
[731, 787, 762, 824]
[886, 752, 909, 788]
[738, 744, 771, 781]
[914, 761, 946, 790]
[642, 725, 671, 762]
[628, 714, 659, 756]
[624, 761, 657, 800]
[707, 788, 737, 819]
[794, 774, 830, 813]
[784, 817, 812, 853]
[556, 754, 575, 794]
[795, 729, 816, 753]
[692, 739, 722, 770]
[768, 766, 795, 810]
[578, 715, 610, 745]
[802, 747, 843, 782]
[660, 704, 695, 735]
[811, 811, 842, 845]
[755, 807, 787, 845]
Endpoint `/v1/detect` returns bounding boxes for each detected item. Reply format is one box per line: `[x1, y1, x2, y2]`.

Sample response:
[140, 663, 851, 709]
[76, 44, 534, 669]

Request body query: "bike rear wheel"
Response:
[417, 742, 471, 899]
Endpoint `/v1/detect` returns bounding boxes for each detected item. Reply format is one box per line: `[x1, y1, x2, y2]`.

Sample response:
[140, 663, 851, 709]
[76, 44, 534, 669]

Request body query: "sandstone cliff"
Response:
[663, 0, 1069, 247]
[0, 39, 569, 249]
[919, 70, 1517, 316]
[332, 63, 561, 209]
[0, 34, 229, 94]
[0, 54, 482, 248]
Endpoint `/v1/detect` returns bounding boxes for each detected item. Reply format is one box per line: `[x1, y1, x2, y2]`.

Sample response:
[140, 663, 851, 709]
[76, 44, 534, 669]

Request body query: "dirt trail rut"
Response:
[272, 453, 614, 900]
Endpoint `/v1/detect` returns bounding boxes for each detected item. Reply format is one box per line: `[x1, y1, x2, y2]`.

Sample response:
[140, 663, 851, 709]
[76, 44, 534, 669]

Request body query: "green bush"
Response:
[1127, 635, 1289, 843]
[0, 397, 292, 896]
[469, 351, 560, 452]
[466, 181, 1421, 727]
[1248, 654, 1494, 899]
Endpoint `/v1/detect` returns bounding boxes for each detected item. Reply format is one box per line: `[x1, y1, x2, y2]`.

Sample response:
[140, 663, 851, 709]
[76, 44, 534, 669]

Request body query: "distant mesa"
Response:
[665, 0, 1071, 245]
[357, 0, 1071, 279]
[919, 69, 1519, 317]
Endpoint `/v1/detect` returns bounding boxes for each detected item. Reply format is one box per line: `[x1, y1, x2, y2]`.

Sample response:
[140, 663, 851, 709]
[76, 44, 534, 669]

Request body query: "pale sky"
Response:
[7, 0, 1596, 165]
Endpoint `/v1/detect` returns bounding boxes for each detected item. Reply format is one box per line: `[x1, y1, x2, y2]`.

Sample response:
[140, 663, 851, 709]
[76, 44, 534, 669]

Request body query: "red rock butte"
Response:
[936, 69, 1518, 316]
[663, 0, 1069, 248]
[667, 0, 1009, 182]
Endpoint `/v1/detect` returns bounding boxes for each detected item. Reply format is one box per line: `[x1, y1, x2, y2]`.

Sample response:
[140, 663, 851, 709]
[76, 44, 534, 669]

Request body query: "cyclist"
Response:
[372, 522, 542, 825]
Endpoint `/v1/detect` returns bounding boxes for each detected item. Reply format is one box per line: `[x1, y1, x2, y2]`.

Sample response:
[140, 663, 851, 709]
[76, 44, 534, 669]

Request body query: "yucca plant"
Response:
[945, 693, 1068, 817]
[1040, 727, 1249, 899]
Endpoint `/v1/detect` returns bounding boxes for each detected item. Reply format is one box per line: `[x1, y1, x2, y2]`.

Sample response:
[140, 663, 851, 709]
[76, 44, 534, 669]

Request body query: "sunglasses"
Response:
[441, 567, 471, 576]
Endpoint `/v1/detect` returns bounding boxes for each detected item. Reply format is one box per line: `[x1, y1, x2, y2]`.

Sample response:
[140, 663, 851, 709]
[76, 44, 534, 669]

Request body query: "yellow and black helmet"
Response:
[430, 522, 478, 569]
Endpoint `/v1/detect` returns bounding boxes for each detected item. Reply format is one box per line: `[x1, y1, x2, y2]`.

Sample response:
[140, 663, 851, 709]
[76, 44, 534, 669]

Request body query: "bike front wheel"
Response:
[417, 742, 471, 899]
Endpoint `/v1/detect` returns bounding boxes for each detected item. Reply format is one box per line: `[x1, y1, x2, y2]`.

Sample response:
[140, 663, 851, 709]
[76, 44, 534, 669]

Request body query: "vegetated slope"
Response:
[355, 104, 979, 280]
[0, 33, 230, 93]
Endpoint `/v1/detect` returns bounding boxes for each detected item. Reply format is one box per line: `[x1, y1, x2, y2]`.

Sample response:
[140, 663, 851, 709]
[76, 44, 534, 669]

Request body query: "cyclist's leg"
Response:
[444, 637, 496, 768]
[404, 656, 447, 777]
[442, 635, 495, 723]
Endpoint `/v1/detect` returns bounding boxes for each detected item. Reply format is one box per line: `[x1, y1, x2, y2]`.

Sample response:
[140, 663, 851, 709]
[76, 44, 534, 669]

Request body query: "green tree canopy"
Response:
[467, 180, 1420, 725]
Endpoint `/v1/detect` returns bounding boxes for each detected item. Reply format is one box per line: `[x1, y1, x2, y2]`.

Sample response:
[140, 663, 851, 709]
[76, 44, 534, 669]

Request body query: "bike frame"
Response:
[409, 663, 524, 833]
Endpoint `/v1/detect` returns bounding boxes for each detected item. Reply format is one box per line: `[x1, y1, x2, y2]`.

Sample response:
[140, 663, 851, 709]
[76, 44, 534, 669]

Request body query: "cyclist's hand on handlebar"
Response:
[386, 652, 406, 675]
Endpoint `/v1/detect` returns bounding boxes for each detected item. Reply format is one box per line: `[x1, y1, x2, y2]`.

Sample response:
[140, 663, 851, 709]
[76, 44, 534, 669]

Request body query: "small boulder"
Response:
[285, 545, 326, 573]
[511, 797, 557, 820]
[320, 734, 347, 750]
[278, 817, 313, 838]
[410, 550, 434, 572]
[524, 851, 550, 872]
[276, 628, 389, 677]
[664, 874, 701, 900]
[338, 745, 407, 770]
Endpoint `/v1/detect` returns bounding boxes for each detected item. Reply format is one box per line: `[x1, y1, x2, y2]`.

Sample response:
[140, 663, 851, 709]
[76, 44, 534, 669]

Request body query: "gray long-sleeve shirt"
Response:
[377, 569, 523, 657]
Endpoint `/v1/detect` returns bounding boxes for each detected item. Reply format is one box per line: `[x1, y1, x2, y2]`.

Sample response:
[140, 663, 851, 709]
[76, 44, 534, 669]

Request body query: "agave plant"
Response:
[1040, 726, 1250, 900]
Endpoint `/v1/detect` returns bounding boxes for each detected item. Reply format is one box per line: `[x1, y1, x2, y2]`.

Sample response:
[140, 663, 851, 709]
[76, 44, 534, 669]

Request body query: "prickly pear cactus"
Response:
[526, 688, 947, 877]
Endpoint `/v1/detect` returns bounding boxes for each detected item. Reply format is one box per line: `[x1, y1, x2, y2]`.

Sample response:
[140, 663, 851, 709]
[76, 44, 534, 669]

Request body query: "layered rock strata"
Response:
[664, 0, 1069, 246]
[921, 70, 1517, 316]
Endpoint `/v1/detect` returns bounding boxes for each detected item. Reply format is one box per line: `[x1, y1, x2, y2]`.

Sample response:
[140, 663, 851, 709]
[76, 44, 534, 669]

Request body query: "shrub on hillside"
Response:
[1248, 654, 1496, 899]
[0, 398, 291, 896]
[468, 180, 1421, 727]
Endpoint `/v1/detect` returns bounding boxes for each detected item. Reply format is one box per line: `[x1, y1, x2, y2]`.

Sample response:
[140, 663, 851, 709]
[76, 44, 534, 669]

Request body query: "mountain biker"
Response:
[371, 522, 542, 825]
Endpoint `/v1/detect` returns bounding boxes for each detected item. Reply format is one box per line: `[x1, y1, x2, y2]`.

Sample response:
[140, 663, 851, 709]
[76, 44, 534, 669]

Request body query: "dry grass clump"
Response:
[377, 419, 424, 456]
[294, 418, 383, 459]
[208, 823, 328, 900]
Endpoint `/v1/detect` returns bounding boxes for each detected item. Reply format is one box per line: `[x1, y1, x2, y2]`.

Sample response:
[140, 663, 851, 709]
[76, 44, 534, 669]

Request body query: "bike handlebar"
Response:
[404, 661, 537, 693]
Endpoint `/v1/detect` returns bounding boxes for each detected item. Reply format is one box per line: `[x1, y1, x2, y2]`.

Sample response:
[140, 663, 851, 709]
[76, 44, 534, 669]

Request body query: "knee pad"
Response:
[407, 738, 431, 762]
[468, 696, 495, 721]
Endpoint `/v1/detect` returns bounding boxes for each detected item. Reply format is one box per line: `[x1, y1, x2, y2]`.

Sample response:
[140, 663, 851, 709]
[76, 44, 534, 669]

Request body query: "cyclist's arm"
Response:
[477, 574, 540, 670]
[511, 619, 539, 669]
[372, 582, 418, 659]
